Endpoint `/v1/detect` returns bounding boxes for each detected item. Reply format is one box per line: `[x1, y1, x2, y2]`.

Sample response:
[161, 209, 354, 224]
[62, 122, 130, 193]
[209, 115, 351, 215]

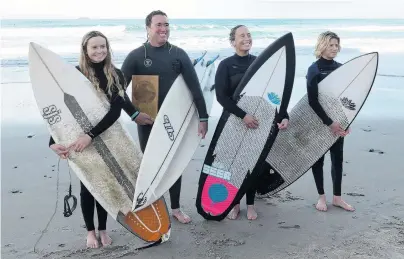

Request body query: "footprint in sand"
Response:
[346, 192, 365, 197]
[279, 225, 300, 229]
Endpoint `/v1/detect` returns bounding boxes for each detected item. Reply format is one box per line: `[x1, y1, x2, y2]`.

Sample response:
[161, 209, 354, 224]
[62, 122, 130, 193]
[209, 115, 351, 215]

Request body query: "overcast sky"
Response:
[2, 0, 403, 19]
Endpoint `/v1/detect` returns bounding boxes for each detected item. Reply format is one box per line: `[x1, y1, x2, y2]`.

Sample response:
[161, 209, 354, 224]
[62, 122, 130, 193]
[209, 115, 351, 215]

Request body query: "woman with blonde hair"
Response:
[306, 31, 354, 212]
[48, 31, 153, 248]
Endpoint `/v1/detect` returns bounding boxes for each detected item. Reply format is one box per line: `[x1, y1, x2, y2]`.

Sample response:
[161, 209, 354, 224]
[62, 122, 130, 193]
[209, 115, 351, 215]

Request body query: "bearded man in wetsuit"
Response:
[121, 10, 209, 224]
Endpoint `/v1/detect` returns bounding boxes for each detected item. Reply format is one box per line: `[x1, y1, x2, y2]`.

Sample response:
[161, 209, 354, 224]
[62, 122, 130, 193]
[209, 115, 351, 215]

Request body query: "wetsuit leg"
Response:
[246, 184, 256, 205]
[169, 177, 182, 209]
[137, 124, 153, 152]
[312, 155, 326, 195]
[80, 182, 95, 231]
[137, 124, 182, 210]
[95, 201, 108, 231]
[330, 137, 344, 196]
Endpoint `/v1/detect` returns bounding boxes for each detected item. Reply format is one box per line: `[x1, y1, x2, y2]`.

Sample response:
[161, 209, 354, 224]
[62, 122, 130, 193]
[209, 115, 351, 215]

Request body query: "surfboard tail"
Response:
[117, 197, 171, 243]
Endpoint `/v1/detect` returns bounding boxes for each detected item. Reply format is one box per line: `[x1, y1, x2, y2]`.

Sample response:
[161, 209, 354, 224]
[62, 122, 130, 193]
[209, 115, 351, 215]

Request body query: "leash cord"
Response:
[33, 158, 76, 253]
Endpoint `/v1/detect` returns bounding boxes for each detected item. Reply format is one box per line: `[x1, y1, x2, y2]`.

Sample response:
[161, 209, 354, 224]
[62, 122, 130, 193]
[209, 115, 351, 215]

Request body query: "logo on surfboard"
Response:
[163, 115, 175, 141]
[267, 92, 281, 105]
[135, 192, 147, 208]
[340, 97, 356, 110]
[42, 104, 62, 125]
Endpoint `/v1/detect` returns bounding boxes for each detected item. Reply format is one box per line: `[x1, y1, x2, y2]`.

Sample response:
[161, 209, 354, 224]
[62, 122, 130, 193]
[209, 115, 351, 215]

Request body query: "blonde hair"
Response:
[79, 31, 125, 98]
[314, 31, 341, 59]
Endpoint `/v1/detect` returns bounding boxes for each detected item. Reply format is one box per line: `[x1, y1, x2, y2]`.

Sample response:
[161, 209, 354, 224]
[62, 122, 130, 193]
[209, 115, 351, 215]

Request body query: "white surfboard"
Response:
[259, 52, 379, 196]
[28, 42, 171, 243]
[132, 54, 217, 211]
[148, 59, 218, 210]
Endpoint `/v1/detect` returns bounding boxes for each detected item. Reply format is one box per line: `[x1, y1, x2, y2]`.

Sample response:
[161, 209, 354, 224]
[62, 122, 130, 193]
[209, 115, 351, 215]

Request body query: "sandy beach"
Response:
[2, 114, 404, 259]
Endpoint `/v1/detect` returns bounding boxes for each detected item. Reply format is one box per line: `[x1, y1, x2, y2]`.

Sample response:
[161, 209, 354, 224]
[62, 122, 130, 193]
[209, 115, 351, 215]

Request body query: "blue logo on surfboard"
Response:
[267, 92, 280, 105]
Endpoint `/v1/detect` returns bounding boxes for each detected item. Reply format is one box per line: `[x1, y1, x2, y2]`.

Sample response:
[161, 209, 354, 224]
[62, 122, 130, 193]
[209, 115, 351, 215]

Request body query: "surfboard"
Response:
[256, 52, 379, 196]
[28, 42, 171, 244]
[141, 55, 219, 211]
[132, 53, 218, 212]
[195, 33, 296, 221]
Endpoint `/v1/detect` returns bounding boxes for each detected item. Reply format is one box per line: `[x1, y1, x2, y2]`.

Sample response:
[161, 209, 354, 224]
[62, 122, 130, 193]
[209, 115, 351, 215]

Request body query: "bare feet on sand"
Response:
[333, 196, 355, 211]
[172, 209, 191, 224]
[86, 230, 99, 249]
[99, 230, 112, 247]
[247, 205, 258, 220]
[315, 195, 328, 212]
[227, 204, 240, 220]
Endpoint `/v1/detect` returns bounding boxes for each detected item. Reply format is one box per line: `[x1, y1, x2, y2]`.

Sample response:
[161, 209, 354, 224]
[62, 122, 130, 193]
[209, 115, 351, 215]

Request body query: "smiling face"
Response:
[147, 14, 170, 47]
[233, 26, 252, 53]
[86, 36, 107, 63]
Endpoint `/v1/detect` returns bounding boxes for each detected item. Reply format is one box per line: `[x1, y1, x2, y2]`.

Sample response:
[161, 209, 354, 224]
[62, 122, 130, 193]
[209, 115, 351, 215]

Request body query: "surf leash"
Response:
[33, 157, 77, 254]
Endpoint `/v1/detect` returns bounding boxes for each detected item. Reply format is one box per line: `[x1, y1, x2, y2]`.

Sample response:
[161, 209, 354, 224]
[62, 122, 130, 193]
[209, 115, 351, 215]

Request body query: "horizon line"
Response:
[2, 17, 404, 20]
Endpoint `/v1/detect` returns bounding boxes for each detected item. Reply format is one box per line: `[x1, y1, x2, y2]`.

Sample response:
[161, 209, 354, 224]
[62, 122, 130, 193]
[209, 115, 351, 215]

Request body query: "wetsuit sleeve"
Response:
[116, 68, 140, 121]
[214, 61, 247, 119]
[281, 110, 290, 120]
[87, 93, 123, 139]
[122, 93, 140, 120]
[178, 48, 209, 121]
[306, 65, 333, 126]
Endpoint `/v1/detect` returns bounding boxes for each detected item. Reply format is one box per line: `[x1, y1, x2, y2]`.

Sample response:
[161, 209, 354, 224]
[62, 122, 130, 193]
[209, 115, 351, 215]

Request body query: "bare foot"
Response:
[315, 195, 327, 212]
[247, 205, 257, 220]
[172, 209, 191, 224]
[333, 196, 355, 212]
[99, 230, 112, 247]
[86, 230, 99, 249]
[227, 204, 240, 220]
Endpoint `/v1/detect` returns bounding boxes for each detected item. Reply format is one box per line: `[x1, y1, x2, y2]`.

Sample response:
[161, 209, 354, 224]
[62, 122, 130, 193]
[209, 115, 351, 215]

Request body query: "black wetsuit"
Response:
[49, 61, 135, 231]
[306, 57, 344, 196]
[214, 53, 256, 205]
[121, 42, 209, 209]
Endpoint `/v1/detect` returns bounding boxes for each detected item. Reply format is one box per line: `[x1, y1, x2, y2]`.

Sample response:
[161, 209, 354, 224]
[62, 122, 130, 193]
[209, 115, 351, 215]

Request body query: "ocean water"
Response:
[1, 19, 404, 126]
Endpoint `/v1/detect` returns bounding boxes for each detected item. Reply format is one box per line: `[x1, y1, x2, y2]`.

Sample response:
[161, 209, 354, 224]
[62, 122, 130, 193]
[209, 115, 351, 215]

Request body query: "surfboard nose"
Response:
[28, 42, 43, 57]
[29, 42, 39, 50]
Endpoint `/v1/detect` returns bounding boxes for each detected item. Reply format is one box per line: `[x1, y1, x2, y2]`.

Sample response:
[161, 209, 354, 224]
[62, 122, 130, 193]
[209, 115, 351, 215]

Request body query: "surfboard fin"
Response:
[206, 54, 219, 67]
[193, 50, 208, 65]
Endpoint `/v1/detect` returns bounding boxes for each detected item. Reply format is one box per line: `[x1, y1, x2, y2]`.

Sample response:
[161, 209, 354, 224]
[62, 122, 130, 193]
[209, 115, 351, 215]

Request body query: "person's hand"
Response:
[50, 144, 70, 159]
[198, 121, 208, 139]
[243, 114, 259, 129]
[134, 112, 154, 125]
[277, 118, 289, 129]
[329, 121, 346, 137]
[341, 127, 351, 137]
[68, 134, 92, 152]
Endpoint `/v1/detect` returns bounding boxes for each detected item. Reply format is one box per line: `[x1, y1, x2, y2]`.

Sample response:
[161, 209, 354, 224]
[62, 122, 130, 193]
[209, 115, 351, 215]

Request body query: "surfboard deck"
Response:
[256, 52, 379, 196]
[28, 42, 171, 244]
[195, 33, 296, 221]
[132, 52, 219, 212]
